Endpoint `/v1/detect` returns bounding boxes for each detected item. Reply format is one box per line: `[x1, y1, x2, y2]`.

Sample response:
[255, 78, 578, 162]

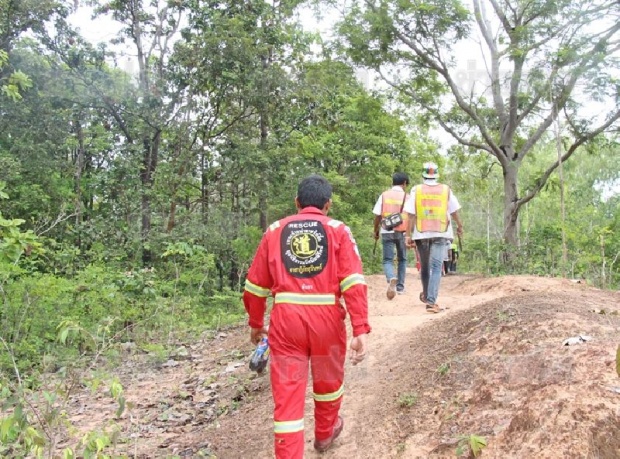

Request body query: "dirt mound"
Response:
[386, 290, 620, 458]
[55, 272, 620, 458]
[454, 274, 590, 297]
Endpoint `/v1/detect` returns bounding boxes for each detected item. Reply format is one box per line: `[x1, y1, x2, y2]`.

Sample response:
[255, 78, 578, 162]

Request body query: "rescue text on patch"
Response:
[288, 221, 319, 229]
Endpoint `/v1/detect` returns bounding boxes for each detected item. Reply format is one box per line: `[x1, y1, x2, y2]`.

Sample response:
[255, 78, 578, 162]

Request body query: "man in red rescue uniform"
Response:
[243, 175, 371, 458]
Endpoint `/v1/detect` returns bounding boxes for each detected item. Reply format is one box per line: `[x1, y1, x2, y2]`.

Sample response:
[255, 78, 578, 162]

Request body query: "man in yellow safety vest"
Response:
[373, 172, 410, 299]
[404, 162, 463, 313]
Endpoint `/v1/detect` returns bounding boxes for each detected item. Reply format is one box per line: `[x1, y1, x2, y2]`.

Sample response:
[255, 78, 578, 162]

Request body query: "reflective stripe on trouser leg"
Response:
[313, 383, 344, 440]
[274, 419, 304, 434]
[310, 316, 346, 441]
[270, 352, 308, 459]
[269, 305, 310, 459]
[313, 383, 344, 402]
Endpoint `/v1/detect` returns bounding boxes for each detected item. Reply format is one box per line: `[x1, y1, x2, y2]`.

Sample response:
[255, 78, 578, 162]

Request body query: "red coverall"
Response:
[243, 207, 371, 459]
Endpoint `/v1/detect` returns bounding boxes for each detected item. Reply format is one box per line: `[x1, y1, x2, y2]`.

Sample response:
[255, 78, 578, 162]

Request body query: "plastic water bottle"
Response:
[249, 337, 270, 373]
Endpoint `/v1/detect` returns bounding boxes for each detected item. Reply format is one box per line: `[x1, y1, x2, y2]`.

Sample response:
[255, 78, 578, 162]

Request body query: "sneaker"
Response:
[426, 304, 441, 314]
[396, 288, 405, 295]
[314, 416, 344, 452]
[386, 278, 397, 300]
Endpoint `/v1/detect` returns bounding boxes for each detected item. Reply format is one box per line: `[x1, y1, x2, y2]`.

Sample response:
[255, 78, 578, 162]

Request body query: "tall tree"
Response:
[335, 0, 620, 253]
[85, 0, 185, 264]
[0, 0, 71, 54]
[0, 0, 73, 99]
[0, 42, 130, 253]
[179, 0, 314, 231]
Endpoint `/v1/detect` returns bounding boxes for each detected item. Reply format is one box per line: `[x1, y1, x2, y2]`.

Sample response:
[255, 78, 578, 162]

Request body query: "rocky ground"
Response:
[57, 270, 620, 458]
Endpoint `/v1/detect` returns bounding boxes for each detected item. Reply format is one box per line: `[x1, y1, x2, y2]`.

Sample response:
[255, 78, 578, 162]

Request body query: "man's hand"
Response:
[451, 211, 463, 238]
[373, 230, 379, 240]
[349, 333, 368, 365]
[250, 327, 268, 345]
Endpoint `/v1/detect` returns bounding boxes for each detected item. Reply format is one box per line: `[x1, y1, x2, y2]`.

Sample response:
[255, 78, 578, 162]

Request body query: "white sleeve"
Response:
[448, 190, 461, 214]
[372, 194, 383, 216]
[403, 189, 416, 215]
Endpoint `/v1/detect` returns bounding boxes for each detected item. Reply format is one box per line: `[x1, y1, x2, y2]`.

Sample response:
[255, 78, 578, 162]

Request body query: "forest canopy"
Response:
[0, 0, 618, 416]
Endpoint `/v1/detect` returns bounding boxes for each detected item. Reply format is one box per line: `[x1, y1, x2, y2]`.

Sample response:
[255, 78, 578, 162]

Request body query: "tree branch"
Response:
[517, 107, 620, 207]
[474, 0, 506, 124]
[519, 21, 620, 157]
[34, 210, 78, 236]
[487, 0, 513, 33]
[390, 28, 502, 157]
[434, 114, 495, 155]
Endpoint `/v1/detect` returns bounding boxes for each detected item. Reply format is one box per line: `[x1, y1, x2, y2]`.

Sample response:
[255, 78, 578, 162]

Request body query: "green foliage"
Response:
[0, 182, 43, 263]
[0, 230, 244, 377]
[445, 136, 620, 287]
[437, 362, 451, 376]
[0, 382, 46, 457]
[231, 227, 264, 272]
[0, 49, 32, 101]
[0, 3, 618, 457]
[0, 215, 42, 263]
[336, 0, 620, 249]
[456, 434, 487, 458]
[0, 0, 617, 418]
[0, 375, 125, 458]
[397, 392, 418, 408]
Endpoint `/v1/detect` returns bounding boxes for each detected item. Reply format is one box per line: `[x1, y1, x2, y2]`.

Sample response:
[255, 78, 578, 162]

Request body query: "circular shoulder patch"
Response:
[280, 220, 328, 278]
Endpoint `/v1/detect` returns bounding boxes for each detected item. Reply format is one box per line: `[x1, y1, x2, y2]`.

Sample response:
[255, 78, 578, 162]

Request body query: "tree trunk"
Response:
[486, 188, 491, 259]
[258, 109, 268, 232]
[73, 114, 85, 249]
[166, 143, 185, 233]
[554, 107, 568, 275]
[141, 130, 161, 265]
[600, 233, 606, 288]
[201, 151, 208, 224]
[167, 201, 176, 233]
[502, 163, 519, 249]
[256, 32, 273, 232]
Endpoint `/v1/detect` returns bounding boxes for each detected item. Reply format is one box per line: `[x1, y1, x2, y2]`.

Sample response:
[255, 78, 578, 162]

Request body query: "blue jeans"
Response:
[415, 238, 449, 304]
[381, 232, 407, 291]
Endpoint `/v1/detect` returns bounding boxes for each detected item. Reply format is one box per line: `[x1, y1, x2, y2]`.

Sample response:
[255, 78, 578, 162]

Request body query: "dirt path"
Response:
[324, 270, 496, 459]
[59, 269, 619, 458]
[210, 269, 586, 458]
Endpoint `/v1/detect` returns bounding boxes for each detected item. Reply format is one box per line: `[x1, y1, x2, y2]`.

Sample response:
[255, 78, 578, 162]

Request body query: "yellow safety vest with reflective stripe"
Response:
[381, 189, 409, 232]
[415, 184, 450, 233]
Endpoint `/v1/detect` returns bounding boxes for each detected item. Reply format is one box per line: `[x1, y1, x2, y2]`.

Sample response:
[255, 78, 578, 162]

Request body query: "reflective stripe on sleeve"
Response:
[340, 273, 366, 293]
[313, 384, 344, 402]
[327, 220, 343, 228]
[244, 279, 270, 298]
[269, 221, 281, 232]
[273, 292, 336, 305]
[274, 419, 304, 434]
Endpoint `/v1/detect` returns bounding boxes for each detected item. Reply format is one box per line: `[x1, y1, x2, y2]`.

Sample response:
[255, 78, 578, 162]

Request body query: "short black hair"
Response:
[392, 172, 409, 186]
[297, 175, 332, 209]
